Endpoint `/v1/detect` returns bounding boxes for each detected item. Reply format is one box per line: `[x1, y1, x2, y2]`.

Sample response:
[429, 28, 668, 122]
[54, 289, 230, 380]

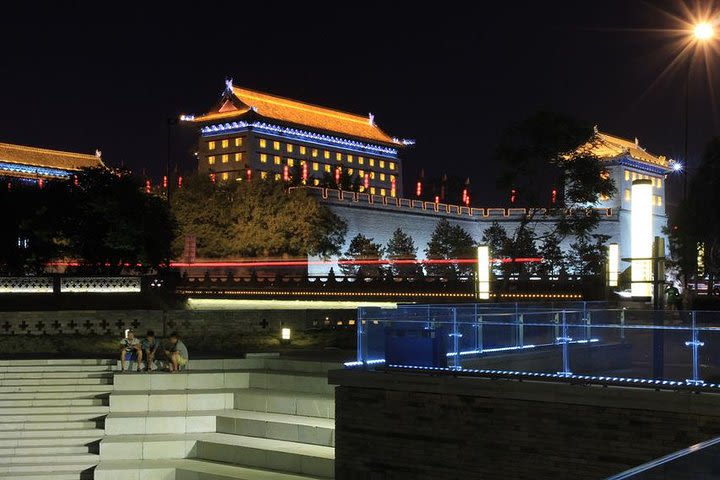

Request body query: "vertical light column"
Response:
[608, 243, 619, 287]
[477, 245, 490, 300]
[631, 179, 653, 298]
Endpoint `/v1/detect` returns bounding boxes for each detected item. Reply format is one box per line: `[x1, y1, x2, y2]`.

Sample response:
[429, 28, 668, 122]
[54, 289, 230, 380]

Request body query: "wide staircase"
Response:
[96, 357, 338, 479]
[0, 359, 114, 479]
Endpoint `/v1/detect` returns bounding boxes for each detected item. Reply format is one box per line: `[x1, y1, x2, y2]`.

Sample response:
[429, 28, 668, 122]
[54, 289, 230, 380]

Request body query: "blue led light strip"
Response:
[611, 157, 671, 175]
[200, 121, 399, 157]
[0, 161, 72, 179]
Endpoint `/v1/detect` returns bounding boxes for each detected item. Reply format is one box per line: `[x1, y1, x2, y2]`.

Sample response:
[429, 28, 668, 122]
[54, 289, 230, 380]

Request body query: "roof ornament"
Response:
[95, 149, 102, 158]
[224, 78, 234, 93]
[635, 137, 639, 146]
[593, 125, 599, 134]
[368, 112, 375, 126]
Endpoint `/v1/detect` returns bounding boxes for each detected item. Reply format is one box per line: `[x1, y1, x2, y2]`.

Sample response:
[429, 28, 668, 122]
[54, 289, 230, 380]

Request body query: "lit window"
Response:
[632, 172, 636, 180]
[222, 154, 229, 163]
[261, 171, 268, 179]
[300, 146, 306, 155]
[287, 144, 294, 153]
[208, 141, 216, 150]
[370, 172, 376, 179]
[389, 162, 395, 170]
[625, 189, 631, 201]
[260, 154, 267, 163]
[336, 152, 342, 161]
[235, 153, 242, 162]
[287, 158, 295, 166]
[380, 188, 386, 196]
[379, 160, 385, 169]
[313, 162, 319, 171]
[348, 168, 354, 175]
[369, 158, 375, 166]
[657, 195, 662, 206]
[324, 164, 331, 173]
[324, 150, 330, 159]
[347, 155, 353, 163]
[274, 156, 281, 165]
[234, 137, 242, 147]
[221, 139, 229, 148]
[657, 178, 662, 189]
[359, 170, 364, 177]
[313, 178, 320, 186]
[358, 156, 364, 165]
[390, 175, 396, 182]
[273, 141, 280, 150]
[221, 172, 229, 180]
[274, 173, 282, 181]
[259, 139, 267, 148]
[208, 156, 216, 165]
[391, 190, 396, 198]
[370, 187, 376, 195]
[312, 149, 318, 157]
[624, 170, 630, 181]
[380, 173, 386, 181]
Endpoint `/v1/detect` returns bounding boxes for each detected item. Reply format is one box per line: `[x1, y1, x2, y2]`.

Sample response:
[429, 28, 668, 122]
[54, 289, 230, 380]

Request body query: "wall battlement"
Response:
[298, 187, 618, 221]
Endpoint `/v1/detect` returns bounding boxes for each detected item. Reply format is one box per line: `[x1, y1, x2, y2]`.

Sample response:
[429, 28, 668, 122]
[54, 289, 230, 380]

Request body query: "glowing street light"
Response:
[671, 161, 683, 172]
[694, 22, 714, 41]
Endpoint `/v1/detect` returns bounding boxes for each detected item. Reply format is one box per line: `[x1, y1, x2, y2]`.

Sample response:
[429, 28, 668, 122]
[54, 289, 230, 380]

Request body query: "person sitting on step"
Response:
[164, 332, 189, 373]
[120, 329, 143, 372]
[141, 330, 160, 372]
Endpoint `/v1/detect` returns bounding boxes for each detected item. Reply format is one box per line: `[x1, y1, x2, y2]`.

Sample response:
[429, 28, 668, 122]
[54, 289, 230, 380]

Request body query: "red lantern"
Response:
[210, 173, 216, 184]
[283, 165, 290, 182]
[163, 175, 168, 189]
[302, 163, 308, 183]
[335, 167, 341, 186]
[177, 176, 183, 188]
[416, 181, 422, 197]
[391, 177, 396, 197]
[145, 180, 151, 193]
[511, 189, 517, 204]
[38, 179, 44, 189]
[551, 188, 557, 205]
[246, 169, 252, 181]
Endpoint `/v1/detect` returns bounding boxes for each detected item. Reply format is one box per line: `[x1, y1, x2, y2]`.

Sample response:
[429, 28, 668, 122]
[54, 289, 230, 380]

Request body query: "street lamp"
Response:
[683, 21, 716, 201]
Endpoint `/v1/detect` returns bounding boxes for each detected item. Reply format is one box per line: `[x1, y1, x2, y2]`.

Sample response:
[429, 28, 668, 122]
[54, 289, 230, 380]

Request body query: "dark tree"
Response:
[385, 228, 419, 277]
[425, 219, 475, 277]
[538, 233, 566, 277]
[339, 234, 385, 278]
[569, 234, 610, 276]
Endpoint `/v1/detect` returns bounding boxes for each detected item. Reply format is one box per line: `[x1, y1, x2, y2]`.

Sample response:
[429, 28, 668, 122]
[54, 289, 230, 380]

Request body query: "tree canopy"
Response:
[0, 168, 175, 274]
[385, 228, 420, 277]
[425, 219, 475, 277]
[171, 175, 347, 259]
[339, 234, 385, 278]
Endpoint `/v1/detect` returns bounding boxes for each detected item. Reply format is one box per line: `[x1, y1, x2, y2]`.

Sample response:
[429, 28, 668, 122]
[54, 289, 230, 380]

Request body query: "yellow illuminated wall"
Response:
[631, 180, 653, 298]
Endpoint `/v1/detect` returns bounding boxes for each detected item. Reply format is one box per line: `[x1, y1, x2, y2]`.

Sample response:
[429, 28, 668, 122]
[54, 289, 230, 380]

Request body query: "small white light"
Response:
[281, 328, 291, 341]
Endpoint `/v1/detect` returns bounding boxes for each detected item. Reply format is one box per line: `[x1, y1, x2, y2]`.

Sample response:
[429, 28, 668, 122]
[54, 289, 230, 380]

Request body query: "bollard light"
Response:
[281, 328, 291, 341]
[631, 179, 653, 298]
[608, 243, 619, 287]
[477, 245, 490, 300]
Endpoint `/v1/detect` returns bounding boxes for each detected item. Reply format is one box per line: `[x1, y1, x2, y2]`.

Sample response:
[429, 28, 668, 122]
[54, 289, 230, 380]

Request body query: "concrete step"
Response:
[0, 398, 106, 408]
[263, 359, 342, 374]
[0, 436, 102, 448]
[0, 445, 91, 456]
[0, 405, 109, 416]
[0, 458, 97, 473]
[0, 359, 113, 367]
[100, 433, 333, 477]
[0, 378, 112, 386]
[0, 473, 87, 480]
[113, 371, 249, 392]
[216, 410, 335, 447]
[196, 433, 334, 478]
[0, 420, 99, 431]
[96, 458, 322, 480]
[0, 372, 112, 380]
[0, 365, 113, 373]
[109, 390, 233, 413]
[0, 428, 103, 441]
[248, 372, 334, 395]
[0, 391, 109, 401]
[234, 389, 334, 419]
[0, 385, 112, 394]
[105, 411, 216, 435]
[0, 452, 98, 465]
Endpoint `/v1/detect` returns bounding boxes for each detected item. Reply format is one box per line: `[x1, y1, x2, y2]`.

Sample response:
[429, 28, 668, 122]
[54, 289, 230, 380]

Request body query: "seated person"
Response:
[141, 330, 160, 371]
[164, 332, 189, 373]
[120, 329, 143, 372]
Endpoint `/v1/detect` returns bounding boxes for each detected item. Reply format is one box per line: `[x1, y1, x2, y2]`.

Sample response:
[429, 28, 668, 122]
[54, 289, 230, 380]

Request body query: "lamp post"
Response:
[683, 22, 715, 201]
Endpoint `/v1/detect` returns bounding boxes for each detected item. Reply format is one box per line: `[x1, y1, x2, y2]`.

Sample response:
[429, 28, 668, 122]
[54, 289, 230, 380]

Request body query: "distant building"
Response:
[181, 81, 410, 197]
[0, 142, 104, 184]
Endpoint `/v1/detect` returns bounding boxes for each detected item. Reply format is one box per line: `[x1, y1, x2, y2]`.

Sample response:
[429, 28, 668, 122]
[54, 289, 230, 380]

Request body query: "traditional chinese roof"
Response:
[0, 142, 104, 178]
[582, 131, 670, 169]
[186, 83, 402, 146]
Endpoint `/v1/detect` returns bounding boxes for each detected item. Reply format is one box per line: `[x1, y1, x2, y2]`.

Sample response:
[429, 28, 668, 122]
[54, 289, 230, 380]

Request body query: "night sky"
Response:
[0, 1, 717, 204]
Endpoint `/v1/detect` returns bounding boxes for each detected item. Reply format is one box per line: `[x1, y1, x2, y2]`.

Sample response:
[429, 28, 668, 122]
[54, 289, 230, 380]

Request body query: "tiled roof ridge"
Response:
[0, 141, 100, 160]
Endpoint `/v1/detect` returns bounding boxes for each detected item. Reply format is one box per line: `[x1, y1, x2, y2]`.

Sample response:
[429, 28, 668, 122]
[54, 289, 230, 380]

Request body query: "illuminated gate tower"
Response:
[181, 81, 412, 197]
